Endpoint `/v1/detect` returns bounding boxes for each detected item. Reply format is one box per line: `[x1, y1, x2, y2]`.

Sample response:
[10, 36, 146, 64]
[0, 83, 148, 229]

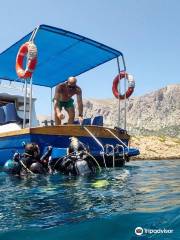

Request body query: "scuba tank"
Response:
[75, 159, 92, 175]
[3, 153, 21, 175]
[58, 154, 96, 176]
[29, 162, 46, 174]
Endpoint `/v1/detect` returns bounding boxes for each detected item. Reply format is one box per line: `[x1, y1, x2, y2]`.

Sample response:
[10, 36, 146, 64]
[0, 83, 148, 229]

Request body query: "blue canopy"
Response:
[0, 24, 123, 88]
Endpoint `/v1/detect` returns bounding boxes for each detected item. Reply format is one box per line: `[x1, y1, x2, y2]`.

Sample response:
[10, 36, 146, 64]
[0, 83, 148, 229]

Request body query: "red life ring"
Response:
[112, 71, 135, 99]
[16, 42, 37, 79]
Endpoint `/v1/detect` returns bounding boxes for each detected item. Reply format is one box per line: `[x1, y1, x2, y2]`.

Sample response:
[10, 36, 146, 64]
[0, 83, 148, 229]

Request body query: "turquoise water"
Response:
[0, 160, 179, 240]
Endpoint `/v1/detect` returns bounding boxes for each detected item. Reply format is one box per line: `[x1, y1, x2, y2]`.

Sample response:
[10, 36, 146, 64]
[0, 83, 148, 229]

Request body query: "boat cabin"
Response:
[0, 91, 38, 133]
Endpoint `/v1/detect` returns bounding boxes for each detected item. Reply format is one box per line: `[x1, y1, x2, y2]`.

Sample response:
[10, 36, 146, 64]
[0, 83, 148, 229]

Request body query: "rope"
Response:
[20, 160, 34, 174]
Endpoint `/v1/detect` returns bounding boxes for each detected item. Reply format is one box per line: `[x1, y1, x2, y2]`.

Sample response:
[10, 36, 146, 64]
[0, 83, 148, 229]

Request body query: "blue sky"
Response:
[0, 0, 180, 115]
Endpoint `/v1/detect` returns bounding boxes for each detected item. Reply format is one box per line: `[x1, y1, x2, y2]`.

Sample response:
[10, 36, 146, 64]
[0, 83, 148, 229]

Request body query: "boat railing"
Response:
[104, 144, 125, 167]
[105, 128, 129, 150]
[83, 126, 107, 168]
[104, 144, 115, 168]
[83, 127, 126, 168]
[115, 144, 125, 160]
[42, 120, 55, 126]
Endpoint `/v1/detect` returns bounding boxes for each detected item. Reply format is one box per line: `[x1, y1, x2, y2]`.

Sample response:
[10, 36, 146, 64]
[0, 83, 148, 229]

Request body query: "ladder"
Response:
[83, 127, 126, 168]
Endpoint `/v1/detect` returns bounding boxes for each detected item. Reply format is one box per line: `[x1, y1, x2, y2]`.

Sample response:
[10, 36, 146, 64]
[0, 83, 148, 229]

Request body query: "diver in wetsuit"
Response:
[56, 137, 96, 176]
[4, 143, 53, 175]
[20, 143, 45, 174]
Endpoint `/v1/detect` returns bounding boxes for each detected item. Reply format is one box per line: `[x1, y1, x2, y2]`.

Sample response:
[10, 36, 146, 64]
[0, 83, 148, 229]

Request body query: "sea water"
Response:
[0, 160, 179, 240]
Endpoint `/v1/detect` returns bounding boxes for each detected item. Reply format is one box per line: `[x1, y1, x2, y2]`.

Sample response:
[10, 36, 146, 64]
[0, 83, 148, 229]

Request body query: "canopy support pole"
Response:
[29, 26, 40, 42]
[50, 87, 53, 121]
[27, 26, 39, 128]
[121, 56, 127, 130]
[23, 79, 27, 128]
[29, 77, 33, 128]
[124, 75, 127, 130]
[117, 57, 121, 128]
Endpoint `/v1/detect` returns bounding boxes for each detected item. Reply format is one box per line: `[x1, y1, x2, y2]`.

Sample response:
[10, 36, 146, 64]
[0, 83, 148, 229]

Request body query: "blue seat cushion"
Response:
[73, 118, 91, 125]
[0, 107, 5, 125]
[92, 116, 103, 126]
[3, 103, 22, 124]
[82, 118, 91, 125]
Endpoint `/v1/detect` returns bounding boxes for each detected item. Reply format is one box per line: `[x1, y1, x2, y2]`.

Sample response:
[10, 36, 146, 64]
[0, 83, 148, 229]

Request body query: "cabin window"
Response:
[0, 99, 15, 107]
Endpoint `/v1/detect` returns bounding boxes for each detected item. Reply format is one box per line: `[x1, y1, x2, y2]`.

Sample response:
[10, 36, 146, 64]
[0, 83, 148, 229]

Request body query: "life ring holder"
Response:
[16, 41, 37, 79]
[112, 71, 135, 99]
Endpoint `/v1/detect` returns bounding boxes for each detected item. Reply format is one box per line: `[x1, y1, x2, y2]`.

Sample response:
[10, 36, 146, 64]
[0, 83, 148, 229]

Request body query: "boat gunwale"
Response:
[0, 125, 130, 139]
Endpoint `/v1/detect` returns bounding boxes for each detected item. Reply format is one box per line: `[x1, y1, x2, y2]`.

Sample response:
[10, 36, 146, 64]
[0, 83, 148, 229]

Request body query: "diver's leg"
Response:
[66, 107, 75, 124]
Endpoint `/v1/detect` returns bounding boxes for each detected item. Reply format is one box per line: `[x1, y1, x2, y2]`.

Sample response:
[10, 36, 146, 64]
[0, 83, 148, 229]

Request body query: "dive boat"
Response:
[0, 25, 139, 168]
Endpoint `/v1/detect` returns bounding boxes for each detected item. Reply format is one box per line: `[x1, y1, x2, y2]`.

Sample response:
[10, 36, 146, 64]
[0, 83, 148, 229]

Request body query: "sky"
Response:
[0, 0, 180, 115]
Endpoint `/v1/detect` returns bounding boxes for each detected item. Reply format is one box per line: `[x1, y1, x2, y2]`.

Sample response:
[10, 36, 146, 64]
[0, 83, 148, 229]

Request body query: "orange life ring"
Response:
[16, 42, 37, 79]
[112, 71, 135, 99]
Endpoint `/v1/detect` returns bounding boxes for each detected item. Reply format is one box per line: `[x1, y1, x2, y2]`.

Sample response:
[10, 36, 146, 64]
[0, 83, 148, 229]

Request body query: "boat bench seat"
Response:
[0, 107, 6, 125]
[92, 116, 103, 126]
[0, 103, 25, 125]
[73, 116, 103, 126]
[73, 118, 91, 125]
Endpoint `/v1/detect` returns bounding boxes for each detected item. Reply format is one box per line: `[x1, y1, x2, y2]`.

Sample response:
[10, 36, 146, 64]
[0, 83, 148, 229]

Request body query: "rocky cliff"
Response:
[83, 84, 180, 137]
[131, 136, 180, 160]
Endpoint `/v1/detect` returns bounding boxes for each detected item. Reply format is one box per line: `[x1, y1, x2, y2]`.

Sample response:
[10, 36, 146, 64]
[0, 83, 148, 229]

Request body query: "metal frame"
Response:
[23, 79, 27, 128]
[122, 55, 127, 130]
[116, 55, 127, 130]
[117, 57, 121, 128]
[50, 87, 53, 122]
[29, 77, 33, 128]
[24, 26, 39, 128]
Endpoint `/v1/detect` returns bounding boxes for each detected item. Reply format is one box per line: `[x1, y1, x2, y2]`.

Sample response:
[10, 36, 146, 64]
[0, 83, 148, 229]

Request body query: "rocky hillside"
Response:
[131, 136, 180, 160]
[83, 84, 180, 137]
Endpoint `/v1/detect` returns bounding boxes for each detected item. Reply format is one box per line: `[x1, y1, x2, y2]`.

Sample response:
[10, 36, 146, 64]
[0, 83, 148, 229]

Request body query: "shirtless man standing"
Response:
[54, 76, 83, 125]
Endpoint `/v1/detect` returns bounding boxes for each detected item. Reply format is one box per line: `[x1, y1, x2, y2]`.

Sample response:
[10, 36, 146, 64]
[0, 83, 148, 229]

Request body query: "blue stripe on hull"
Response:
[30, 134, 129, 157]
[0, 133, 129, 166]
